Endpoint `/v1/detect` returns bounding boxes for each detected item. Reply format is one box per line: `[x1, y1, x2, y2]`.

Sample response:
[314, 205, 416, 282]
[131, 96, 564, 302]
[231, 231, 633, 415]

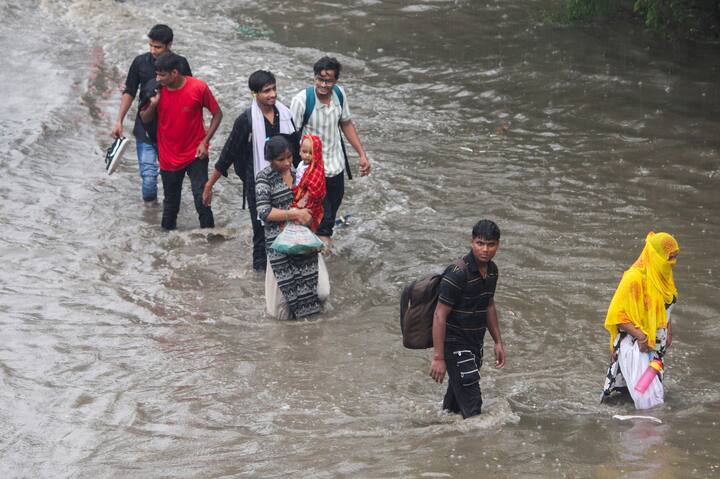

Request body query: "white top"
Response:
[294, 162, 308, 187]
[291, 85, 351, 177]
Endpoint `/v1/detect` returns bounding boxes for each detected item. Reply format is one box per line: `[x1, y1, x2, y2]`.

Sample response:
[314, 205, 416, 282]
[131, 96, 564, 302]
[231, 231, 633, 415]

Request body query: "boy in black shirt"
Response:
[202, 70, 297, 272]
[428, 219, 506, 418]
[111, 24, 192, 202]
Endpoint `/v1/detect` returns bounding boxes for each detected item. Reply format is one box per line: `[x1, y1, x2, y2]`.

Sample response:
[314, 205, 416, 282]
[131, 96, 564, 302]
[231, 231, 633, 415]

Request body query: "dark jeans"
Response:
[160, 157, 214, 230]
[316, 171, 345, 237]
[245, 168, 266, 271]
[442, 325, 486, 418]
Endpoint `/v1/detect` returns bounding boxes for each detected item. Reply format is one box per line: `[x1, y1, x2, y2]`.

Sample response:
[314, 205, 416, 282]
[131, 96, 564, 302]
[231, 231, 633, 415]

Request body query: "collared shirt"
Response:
[215, 108, 279, 177]
[290, 85, 351, 177]
[438, 251, 499, 329]
[123, 52, 192, 142]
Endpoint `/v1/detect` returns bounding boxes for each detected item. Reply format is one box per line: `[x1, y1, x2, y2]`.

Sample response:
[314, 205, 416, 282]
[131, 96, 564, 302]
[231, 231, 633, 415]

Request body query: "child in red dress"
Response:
[292, 134, 326, 232]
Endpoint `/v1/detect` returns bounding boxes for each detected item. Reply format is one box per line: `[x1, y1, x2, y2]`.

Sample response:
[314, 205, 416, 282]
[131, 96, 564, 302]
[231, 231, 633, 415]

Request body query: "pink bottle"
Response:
[635, 359, 663, 394]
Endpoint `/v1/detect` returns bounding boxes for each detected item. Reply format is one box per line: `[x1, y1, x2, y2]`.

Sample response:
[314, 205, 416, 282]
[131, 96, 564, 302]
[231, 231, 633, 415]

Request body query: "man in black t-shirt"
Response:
[428, 219, 507, 418]
[111, 24, 192, 202]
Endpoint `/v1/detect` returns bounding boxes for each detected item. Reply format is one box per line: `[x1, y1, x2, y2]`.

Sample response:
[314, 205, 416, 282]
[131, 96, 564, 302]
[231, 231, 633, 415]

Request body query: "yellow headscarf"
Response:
[604, 232, 679, 351]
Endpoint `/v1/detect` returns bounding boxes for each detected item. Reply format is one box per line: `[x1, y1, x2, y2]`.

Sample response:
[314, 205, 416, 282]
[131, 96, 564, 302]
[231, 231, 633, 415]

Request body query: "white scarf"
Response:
[251, 98, 295, 179]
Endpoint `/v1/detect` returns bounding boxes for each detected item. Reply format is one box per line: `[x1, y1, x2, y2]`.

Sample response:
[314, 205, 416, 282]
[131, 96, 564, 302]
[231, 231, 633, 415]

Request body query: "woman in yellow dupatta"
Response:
[601, 232, 680, 409]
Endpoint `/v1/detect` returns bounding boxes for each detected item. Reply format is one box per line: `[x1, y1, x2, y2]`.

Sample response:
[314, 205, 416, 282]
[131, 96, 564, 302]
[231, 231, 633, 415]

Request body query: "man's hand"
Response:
[494, 342, 506, 369]
[196, 142, 209, 160]
[149, 91, 160, 107]
[202, 185, 213, 207]
[111, 121, 123, 139]
[429, 358, 446, 383]
[359, 154, 371, 176]
[139, 92, 160, 124]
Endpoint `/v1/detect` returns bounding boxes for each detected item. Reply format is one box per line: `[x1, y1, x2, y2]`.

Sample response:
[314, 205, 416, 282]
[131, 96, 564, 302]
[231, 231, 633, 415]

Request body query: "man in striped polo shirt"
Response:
[428, 220, 506, 418]
[290, 56, 371, 246]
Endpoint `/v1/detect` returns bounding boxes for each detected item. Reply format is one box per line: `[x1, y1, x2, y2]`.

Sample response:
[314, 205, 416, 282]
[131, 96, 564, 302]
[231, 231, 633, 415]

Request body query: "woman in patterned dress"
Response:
[255, 136, 323, 319]
[601, 232, 679, 409]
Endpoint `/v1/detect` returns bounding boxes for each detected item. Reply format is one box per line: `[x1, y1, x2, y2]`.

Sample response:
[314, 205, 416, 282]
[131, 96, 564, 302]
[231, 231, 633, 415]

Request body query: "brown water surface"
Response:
[1, 0, 719, 477]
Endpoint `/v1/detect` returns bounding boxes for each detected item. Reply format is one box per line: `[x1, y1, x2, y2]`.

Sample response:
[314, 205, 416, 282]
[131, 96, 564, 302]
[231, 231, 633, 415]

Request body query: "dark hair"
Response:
[148, 24, 174, 45]
[154, 52, 182, 73]
[313, 56, 342, 79]
[248, 70, 276, 93]
[472, 219, 500, 241]
[265, 136, 291, 162]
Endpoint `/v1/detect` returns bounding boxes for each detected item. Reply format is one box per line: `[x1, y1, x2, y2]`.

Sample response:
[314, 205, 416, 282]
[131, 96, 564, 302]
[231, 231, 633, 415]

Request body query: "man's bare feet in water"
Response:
[318, 235, 333, 254]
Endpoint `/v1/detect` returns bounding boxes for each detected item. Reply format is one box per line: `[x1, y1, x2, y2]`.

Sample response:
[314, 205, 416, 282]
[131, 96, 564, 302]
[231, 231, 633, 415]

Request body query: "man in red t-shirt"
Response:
[140, 52, 223, 230]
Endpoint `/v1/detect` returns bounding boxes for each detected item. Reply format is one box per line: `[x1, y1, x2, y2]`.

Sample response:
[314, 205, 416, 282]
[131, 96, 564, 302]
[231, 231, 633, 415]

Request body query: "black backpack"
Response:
[399, 258, 466, 349]
[231, 108, 254, 182]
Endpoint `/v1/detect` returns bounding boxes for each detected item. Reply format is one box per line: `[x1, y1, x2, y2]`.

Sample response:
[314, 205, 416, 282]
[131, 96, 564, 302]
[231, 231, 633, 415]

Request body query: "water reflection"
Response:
[606, 421, 683, 478]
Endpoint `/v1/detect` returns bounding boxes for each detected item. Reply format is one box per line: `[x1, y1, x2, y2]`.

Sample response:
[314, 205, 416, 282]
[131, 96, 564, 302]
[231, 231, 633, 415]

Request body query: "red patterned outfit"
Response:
[292, 134, 326, 231]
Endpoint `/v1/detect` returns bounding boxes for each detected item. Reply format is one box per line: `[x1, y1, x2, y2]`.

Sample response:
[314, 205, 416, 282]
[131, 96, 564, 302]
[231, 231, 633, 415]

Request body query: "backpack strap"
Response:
[452, 257, 469, 284]
[332, 84, 344, 109]
[244, 106, 253, 140]
[299, 86, 316, 135]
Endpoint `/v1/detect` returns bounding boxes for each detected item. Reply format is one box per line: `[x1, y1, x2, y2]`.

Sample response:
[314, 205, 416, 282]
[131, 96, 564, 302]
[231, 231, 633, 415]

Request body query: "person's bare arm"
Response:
[202, 168, 223, 206]
[617, 322, 652, 353]
[340, 120, 371, 176]
[196, 106, 224, 159]
[486, 299, 505, 368]
[265, 207, 312, 226]
[111, 93, 134, 138]
[429, 302, 451, 383]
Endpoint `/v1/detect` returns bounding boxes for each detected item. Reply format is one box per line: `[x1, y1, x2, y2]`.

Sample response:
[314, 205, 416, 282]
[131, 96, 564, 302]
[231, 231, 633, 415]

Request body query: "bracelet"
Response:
[285, 210, 289, 222]
[202, 141, 210, 147]
[637, 335, 648, 343]
[433, 354, 444, 361]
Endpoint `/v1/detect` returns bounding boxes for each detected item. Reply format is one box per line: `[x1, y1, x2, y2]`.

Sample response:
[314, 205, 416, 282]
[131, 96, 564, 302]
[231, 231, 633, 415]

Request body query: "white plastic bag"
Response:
[265, 255, 330, 319]
[317, 254, 330, 301]
[617, 334, 665, 410]
[270, 223, 323, 254]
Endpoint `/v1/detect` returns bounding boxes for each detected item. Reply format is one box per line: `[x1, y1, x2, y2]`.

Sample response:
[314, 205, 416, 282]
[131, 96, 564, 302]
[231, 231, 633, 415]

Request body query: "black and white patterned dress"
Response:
[255, 166, 321, 318]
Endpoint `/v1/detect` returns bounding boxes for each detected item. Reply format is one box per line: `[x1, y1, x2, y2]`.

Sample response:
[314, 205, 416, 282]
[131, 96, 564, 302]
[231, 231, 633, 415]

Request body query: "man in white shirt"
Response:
[291, 56, 371, 245]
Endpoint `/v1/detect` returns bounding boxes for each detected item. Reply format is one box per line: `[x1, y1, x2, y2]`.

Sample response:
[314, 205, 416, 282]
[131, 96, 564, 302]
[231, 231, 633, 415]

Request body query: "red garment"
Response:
[293, 134, 326, 231]
[156, 76, 219, 171]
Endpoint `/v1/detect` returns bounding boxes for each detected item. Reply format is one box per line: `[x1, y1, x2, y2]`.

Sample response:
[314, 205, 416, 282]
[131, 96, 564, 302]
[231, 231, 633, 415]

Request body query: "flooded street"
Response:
[1, 0, 719, 477]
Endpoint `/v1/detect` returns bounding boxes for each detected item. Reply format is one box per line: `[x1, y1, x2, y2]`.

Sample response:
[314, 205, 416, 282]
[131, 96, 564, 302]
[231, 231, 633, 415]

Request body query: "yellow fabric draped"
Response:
[604, 232, 679, 351]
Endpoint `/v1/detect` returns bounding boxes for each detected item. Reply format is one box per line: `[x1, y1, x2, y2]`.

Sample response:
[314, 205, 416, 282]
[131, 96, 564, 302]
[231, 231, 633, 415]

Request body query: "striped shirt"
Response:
[290, 86, 351, 177]
[438, 252, 499, 329]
